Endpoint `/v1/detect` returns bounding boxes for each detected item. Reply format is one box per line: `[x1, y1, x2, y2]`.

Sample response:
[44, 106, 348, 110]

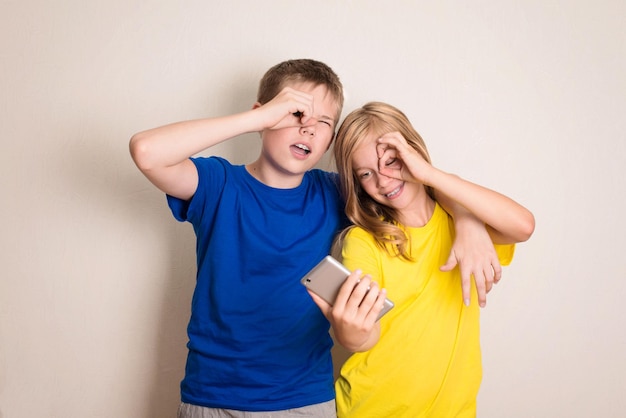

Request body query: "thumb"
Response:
[308, 290, 332, 316]
[440, 251, 458, 272]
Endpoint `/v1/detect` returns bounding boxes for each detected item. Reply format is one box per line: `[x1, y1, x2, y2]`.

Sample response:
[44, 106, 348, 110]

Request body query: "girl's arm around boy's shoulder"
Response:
[376, 133, 534, 245]
[427, 170, 535, 245]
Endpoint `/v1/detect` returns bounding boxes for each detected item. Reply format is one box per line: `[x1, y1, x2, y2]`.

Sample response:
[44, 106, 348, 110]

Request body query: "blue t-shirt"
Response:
[167, 156, 347, 411]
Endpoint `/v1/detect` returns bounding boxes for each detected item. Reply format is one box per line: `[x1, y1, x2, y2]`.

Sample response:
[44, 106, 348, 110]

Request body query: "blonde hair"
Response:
[333, 102, 434, 259]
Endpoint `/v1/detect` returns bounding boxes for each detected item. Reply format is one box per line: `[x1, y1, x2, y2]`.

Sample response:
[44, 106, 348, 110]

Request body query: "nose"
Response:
[299, 118, 317, 137]
[376, 172, 393, 188]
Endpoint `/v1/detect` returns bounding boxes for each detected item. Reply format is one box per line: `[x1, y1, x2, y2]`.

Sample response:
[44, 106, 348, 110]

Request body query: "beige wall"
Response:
[2, 1, 625, 417]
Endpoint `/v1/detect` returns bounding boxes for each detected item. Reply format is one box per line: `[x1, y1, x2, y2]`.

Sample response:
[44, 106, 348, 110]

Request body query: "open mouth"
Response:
[293, 143, 311, 155]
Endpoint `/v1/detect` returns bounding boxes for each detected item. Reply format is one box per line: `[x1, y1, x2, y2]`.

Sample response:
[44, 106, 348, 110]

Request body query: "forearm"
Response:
[129, 110, 262, 171]
[435, 190, 474, 222]
[436, 189, 500, 243]
[428, 169, 535, 243]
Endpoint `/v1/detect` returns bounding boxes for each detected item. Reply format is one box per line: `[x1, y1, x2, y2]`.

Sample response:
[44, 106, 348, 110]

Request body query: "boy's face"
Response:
[259, 82, 339, 180]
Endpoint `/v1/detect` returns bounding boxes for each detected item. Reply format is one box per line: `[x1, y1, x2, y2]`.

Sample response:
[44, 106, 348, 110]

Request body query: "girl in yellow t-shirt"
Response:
[308, 102, 535, 417]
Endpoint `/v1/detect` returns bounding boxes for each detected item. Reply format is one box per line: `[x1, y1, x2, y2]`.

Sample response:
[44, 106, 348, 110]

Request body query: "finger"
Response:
[334, 269, 362, 309]
[366, 285, 387, 322]
[377, 154, 403, 181]
[474, 273, 487, 308]
[276, 87, 313, 123]
[376, 144, 394, 164]
[461, 271, 472, 307]
[377, 132, 404, 148]
[376, 142, 388, 159]
[295, 106, 313, 124]
[346, 275, 373, 312]
[291, 101, 313, 124]
[360, 280, 381, 310]
[484, 266, 494, 293]
[492, 261, 503, 284]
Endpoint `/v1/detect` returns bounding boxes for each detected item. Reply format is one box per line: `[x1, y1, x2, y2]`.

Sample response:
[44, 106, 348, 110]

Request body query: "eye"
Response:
[358, 170, 372, 179]
[385, 157, 400, 168]
[319, 119, 332, 127]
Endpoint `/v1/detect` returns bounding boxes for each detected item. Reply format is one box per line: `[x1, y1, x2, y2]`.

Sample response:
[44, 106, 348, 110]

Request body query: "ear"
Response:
[326, 132, 336, 151]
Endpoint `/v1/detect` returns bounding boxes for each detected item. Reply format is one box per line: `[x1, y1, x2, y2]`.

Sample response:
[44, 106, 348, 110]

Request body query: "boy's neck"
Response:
[245, 160, 305, 189]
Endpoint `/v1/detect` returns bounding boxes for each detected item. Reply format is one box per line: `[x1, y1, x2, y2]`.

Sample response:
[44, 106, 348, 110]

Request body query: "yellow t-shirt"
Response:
[335, 204, 514, 418]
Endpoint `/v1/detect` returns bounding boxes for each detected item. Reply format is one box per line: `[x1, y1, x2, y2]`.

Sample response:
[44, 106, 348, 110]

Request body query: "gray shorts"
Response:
[177, 400, 336, 418]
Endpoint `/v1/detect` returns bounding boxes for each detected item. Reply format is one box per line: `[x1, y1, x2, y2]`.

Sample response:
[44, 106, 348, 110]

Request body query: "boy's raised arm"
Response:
[129, 86, 317, 200]
[129, 111, 261, 200]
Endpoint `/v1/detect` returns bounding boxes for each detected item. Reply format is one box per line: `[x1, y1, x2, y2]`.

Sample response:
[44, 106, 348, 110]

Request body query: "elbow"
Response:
[516, 210, 536, 242]
[493, 209, 536, 244]
[129, 132, 154, 172]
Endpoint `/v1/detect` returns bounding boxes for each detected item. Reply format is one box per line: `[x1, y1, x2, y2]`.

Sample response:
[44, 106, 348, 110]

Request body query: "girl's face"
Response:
[351, 134, 420, 213]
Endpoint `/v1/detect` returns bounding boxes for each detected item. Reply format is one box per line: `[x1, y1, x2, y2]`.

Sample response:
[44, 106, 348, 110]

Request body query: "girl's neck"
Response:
[397, 193, 436, 228]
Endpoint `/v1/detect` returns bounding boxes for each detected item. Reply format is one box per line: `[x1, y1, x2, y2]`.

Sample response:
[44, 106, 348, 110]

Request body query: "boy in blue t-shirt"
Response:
[130, 59, 502, 417]
[130, 59, 346, 417]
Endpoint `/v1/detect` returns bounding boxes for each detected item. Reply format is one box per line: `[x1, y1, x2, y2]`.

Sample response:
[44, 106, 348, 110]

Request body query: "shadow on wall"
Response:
[57, 124, 197, 417]
[134, 68, 261, 418]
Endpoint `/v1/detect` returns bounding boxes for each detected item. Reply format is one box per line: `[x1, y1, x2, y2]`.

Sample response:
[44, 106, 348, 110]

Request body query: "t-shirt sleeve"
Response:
[494, 244, 515, 266]
[340, 227, 382, 280]
[166, 157, 227, 223]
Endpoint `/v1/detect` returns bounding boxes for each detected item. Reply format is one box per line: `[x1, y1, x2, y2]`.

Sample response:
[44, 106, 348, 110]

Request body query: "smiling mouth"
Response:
[384, 185, 402, 198]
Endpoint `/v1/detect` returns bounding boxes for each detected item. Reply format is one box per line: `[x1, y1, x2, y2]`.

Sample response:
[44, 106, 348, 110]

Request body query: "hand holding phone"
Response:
[300, 256, 394, 321]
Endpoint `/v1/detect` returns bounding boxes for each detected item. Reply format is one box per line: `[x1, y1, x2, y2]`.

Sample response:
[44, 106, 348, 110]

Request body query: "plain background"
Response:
[1, 1, 625, 417]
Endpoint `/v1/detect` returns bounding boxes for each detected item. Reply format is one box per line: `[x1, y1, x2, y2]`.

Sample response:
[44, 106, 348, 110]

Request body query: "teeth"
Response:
[295, 144, 310, 154]
[385, 186, 401, 198]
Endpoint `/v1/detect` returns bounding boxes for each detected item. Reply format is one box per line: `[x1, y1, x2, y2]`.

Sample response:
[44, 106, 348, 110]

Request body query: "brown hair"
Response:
[257, 59, 344, 121]
[333, 102, 434, 259]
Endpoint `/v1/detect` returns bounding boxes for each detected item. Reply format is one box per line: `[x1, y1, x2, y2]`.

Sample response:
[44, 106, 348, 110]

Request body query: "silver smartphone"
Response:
[300, 255, 394, 321]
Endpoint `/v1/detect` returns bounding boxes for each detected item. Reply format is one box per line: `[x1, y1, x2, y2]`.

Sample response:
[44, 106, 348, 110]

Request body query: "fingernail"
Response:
[464, 299, 470, 306]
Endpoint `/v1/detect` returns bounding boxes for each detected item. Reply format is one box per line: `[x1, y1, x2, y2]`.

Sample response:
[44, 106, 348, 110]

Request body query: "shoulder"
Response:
[191, 156, 244, 185]
[305, 169, 342, 201]
[343, 226, 378, 248]
[306, 169, 339, 187]
[191, 155, 232, 170]
[340, 226, 383, 273]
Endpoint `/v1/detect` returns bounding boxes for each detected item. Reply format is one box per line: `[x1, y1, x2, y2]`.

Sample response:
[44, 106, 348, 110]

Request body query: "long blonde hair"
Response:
[333, 102, 434, 259]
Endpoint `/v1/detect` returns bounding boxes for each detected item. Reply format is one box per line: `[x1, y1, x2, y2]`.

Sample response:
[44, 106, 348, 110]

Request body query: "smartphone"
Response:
[300, 255, 394, 321]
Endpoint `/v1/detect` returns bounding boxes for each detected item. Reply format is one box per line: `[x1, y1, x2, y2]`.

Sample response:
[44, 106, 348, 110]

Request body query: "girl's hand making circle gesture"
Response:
[375, 132, 434, 186]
